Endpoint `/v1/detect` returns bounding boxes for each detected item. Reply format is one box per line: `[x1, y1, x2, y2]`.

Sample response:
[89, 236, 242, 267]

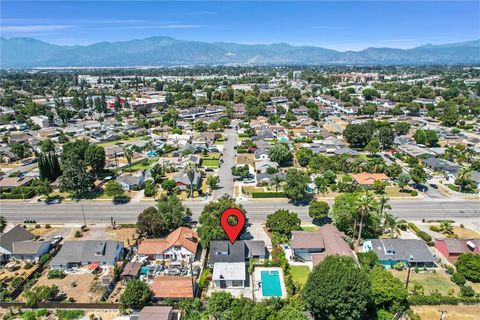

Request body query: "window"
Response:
[232, 280, 243, 287]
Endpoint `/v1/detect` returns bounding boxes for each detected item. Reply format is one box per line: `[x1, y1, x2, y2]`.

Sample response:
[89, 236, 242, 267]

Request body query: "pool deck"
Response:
[253, 267, 287, 300]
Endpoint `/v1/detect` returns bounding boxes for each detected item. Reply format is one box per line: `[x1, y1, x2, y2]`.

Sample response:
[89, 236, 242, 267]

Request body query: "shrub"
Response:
[417, 231, 432, 242]
[74, 230, 82, 238]
[451, 272, 466, 286]
[56, 309, 85, 320]
[80, 225, 87, 231]
[251, 192, 286, 198]
[429, 225, 443, 232]
[24, 262, 33, 270]
[198, 268, 212, 290]
[35, 224, 41, 229]
[45, 224, 51, 229]
[456, 253, 480, 282]
[47, 269, 65, 279]
[410, 190, 418, 196]
[39, 254, 51, 265]
[460, 285, 476, 298]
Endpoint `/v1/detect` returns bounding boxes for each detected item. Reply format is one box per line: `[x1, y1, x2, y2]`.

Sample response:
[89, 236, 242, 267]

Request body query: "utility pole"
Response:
[81, 204, 86, 227]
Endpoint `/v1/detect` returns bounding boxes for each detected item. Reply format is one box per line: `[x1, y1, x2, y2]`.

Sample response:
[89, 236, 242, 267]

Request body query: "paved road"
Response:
[212, 126, 237, 200]
[1, 199, 478, 224]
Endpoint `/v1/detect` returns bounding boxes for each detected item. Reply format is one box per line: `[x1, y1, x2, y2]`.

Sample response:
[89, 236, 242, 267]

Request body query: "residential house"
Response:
[362, 239, 436, 269]
[116, 174, 145, 191]
[137, 227, 199, 261]
[256, 172, 286, 186]
[151, 276, 195, 299]
[120, 262, 142, 281]
[173, 170, 202, 191]
[352, 173, 389, 187]
[254, 148, 270, 161]
[174, 155, 201, 169]
[0, 225, 35, 262]
[209, 240, 266, 290]
[434, 238, 480, 263]
[50, 240, 124, 269]
[212, 262, 247, 289]
[422, 157, 460, 174]
[0, 176, 34, 191]
[137, 306, 174, 320]
[290, 224, 355, 266]
[11, 241, 50, 261]
[255, 160, 279, 174]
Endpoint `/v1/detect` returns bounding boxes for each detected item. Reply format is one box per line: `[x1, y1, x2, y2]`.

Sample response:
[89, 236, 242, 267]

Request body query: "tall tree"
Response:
[283, 169, 310, 203]
[355, 192, 378, 243]
[303, 256, 372, 320]
[0, 216, 7, 233]
[85, 144, 106, 177]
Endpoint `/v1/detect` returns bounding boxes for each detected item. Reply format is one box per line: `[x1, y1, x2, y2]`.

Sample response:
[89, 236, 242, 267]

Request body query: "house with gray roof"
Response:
[256, 172, 286, 185]
[50, 240, 124, 270]
[362, 239, 435, 269]
[422, 157, 460, 174]
[0, 225, 35, 262]
[12, 241, 50, 261]
[116, 173, 145, 191]
[173, 170, 202, 191]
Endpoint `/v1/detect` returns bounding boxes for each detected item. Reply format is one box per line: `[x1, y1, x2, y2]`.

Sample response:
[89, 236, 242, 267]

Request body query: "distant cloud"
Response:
[0, 25, 71, 33]
[195, 10, 217, 15]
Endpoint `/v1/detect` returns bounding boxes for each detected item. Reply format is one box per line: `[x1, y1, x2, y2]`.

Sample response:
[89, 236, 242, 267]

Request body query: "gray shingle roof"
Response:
[0, 225, 34, 253]
[50, 240, 123, 267]
[369, 239, 435, 263]
[209, 241, 246, 264]
[12, 241, 48, 255]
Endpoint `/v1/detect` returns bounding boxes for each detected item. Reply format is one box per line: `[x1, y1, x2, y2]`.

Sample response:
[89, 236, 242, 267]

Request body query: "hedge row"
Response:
[408, 294, 480, 306]
[408, 222, 432, 243]
[251, 192, 286, 198]
[0, 188, 36, 199]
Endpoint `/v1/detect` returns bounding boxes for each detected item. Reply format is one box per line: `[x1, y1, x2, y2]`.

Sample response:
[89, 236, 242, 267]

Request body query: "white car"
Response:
[243, 178, 255, 184]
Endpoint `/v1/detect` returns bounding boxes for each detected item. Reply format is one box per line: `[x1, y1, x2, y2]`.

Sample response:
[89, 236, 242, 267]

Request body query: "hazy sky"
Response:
[1, 1, 479, 51]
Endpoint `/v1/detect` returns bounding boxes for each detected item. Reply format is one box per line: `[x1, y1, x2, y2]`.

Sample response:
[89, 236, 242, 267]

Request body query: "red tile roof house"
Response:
[290, 224, 356, 266]
[137, 227, 199, 261]
[351, 173, 389, 186]
[434, 238, 480, 263]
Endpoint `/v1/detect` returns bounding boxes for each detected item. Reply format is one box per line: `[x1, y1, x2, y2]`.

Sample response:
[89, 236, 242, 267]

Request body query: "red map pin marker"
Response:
[220, 208, 246, 244]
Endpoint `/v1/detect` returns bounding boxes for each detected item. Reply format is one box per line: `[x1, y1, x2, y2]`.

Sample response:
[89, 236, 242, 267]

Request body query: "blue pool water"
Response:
[279, 137, 289, 142]
[140, 266, 149, 274]
[260, 270, 283, 297]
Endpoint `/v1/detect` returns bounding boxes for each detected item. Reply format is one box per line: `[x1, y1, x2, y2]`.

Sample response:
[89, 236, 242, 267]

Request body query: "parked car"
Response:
[429, 183, 438, 189]
[50, 235, 63, 246]
[243, 178, 255, 184]
[45, 198, 61, 205]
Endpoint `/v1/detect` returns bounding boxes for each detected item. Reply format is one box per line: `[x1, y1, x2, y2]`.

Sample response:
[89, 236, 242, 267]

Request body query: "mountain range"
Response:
[1, 36, 479, 68]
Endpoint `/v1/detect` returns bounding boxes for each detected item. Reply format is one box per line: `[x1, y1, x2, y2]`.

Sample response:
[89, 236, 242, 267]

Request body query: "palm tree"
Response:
[185, 163, 196, 198]
[123, 148, 133, 170]
[0, 216, 7, 233]
[273, 175, 282, 192]
[456, 168, 472, 192]
[384, 212, 405, 239]
[440, 221, 454, 236]
[378, 195, 391, 232]
[355, 192, 377, 244]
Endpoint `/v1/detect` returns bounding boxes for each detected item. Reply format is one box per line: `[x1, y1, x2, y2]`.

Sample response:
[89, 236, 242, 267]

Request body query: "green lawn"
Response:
[127, 159, 156, 171]
[389, 269, 459, 295]
[301, 225, 319, 232]
[289, 266, 310, 286]
[201, 159, 220, 168]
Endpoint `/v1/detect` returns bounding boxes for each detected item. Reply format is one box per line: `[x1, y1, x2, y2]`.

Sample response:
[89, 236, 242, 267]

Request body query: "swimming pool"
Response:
[260, 270, 283, 297]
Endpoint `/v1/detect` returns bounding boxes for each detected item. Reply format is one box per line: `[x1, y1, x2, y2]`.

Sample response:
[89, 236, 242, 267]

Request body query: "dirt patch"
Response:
[412, 305, 480, 320]
[25, 271, 104, 303]
[85, 310, 120, 320]
[453, 227, 480, 239]
[236, 154, 254, 166]
[106, 227, 137, 246]
[29, 226, 59, 237]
